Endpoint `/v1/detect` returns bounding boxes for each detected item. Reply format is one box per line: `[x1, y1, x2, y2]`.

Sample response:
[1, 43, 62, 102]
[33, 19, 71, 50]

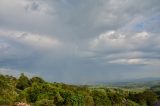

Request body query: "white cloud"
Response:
[90, 31, 150, 51]
[108, 58, 150, 65]
[91, 31, 126, 47]
[108, 58, 160, 66]
[0, 29, 62, 49]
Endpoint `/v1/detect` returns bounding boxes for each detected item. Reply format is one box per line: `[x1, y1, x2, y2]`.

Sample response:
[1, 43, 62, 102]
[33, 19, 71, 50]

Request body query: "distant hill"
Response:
[90, 77, 160, 88]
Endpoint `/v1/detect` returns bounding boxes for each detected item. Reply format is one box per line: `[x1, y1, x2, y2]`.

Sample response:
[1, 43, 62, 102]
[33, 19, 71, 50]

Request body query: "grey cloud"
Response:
[25, 1, 40, 12]
[0, 0, 160, 83]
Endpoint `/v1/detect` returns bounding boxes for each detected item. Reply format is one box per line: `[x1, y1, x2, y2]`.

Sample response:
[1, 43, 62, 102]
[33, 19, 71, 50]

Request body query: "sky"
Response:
[0, 0, 160, 83]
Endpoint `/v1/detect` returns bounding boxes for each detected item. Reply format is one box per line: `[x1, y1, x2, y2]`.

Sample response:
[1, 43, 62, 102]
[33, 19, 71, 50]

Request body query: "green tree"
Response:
[128, 90, 157, 106]
[35, 99, 56, 106]
[92, 89, 111, 106]
[0, 75, 18, 105]
[16, 73, 30, 90]
[84, 95, 94, 106]
[143, 90, 157, 106]
[30, 77, 45, 85]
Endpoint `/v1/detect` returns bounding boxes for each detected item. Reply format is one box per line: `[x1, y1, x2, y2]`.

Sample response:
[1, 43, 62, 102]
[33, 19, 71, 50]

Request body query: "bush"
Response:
[92, 89, 111, 106]
[16, 73, 30, 90]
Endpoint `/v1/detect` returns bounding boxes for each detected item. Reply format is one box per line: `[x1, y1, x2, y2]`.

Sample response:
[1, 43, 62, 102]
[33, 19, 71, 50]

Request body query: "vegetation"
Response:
[0, 73, 160, 106]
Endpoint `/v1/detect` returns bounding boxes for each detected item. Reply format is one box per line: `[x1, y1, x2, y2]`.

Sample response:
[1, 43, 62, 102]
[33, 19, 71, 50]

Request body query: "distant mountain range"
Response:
[89, 77, 160, 87]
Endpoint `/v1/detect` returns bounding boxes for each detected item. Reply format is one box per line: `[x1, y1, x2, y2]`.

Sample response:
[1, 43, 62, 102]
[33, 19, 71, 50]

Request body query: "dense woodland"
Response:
[0, 73, 160, 106]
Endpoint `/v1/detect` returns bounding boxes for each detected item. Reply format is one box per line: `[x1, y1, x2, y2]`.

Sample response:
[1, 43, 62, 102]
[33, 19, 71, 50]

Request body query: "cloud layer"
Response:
[0, 0, 160, 83]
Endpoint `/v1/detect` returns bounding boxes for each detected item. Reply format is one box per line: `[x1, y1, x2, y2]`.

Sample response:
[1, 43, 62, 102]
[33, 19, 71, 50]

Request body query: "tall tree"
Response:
[16, 73, 30, 90]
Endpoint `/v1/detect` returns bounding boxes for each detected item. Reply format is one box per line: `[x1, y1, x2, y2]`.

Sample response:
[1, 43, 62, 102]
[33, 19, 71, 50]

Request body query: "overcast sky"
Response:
[0, 0, 160, 83]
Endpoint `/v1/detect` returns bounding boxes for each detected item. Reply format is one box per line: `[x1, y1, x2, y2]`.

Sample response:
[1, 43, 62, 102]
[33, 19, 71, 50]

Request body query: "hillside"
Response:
[0, 73, 160, 106]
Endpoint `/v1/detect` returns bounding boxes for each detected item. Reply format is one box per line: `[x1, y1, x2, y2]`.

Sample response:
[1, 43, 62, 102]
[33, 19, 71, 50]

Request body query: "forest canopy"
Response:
[0, 73, 160, 106]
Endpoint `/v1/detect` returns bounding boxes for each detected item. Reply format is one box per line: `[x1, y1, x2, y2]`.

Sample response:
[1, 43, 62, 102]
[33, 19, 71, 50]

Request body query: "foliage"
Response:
[16, 73, 30, 90]
[91, 89, 111, 106]
[0, 74, 159, 106]
[0, 75, 18, 105]
[128, 90, 158, 106]
[151, 85, 160, 95]
[30, 77, 45, 85]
